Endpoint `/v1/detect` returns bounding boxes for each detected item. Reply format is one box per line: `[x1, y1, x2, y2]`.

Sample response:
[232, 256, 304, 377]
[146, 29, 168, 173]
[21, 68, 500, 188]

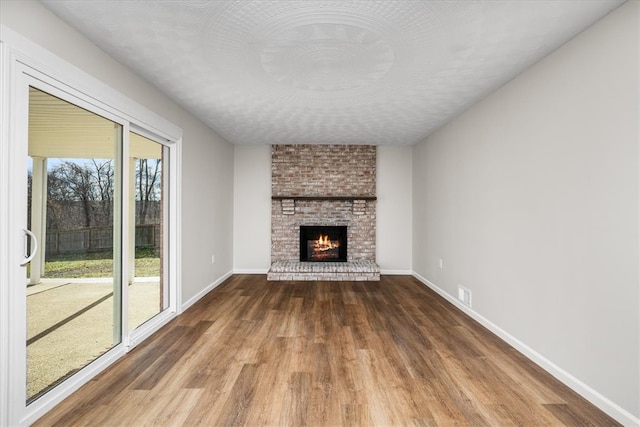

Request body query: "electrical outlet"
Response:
[211, 254, 215, 264]
[438, 258, 443, 269]
[458, 286, 472, 307]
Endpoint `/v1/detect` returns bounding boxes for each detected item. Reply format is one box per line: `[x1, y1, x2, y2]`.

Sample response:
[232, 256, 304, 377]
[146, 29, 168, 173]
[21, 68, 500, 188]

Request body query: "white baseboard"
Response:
[181, 270, 233, 312]
[233, 268, 269, 274]
[412, 272, 640, 427]
[380, 269, 412, 275]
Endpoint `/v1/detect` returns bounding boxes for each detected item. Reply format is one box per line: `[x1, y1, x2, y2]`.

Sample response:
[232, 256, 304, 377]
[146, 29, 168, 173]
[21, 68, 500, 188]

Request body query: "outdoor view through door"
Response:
[128, 133, 168, 332]
[26, 87, 168, 402]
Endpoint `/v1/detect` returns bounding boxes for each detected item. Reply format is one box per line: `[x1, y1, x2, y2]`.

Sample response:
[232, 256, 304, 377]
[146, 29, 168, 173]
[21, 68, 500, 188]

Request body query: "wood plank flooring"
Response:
[35, 275, 619, 426]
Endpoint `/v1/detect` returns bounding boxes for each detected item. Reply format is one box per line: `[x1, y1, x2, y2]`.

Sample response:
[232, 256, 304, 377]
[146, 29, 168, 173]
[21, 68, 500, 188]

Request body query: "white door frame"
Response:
[0, 26, 182, 427]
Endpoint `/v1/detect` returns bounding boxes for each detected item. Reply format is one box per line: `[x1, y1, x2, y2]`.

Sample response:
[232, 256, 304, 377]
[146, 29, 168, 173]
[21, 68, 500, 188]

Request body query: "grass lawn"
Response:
[39, 248, 160, 278]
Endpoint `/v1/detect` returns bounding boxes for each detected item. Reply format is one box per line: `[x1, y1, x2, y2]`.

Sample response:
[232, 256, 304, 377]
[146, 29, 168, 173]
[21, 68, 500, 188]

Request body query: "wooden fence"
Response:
[45, 224, 160, 254]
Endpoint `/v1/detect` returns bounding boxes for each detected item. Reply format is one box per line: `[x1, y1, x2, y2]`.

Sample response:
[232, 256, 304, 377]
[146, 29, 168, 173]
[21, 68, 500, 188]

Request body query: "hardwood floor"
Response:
[35, 275, 619, 426]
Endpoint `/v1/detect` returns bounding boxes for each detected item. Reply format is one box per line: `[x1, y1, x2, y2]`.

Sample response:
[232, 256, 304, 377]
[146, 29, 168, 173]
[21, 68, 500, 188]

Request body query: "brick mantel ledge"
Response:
[272, 195, 377, 201]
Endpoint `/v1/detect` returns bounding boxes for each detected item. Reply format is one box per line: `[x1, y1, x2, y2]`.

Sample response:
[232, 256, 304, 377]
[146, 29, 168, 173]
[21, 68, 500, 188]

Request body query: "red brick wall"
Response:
[271, 145, 376, 262]
[272, 145, 376, 197]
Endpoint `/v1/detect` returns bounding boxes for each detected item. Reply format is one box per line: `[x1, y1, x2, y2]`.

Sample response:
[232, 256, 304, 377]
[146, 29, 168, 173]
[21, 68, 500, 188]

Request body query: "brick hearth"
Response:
[269, 145, 380, 281]
[267, 260, 380, 281]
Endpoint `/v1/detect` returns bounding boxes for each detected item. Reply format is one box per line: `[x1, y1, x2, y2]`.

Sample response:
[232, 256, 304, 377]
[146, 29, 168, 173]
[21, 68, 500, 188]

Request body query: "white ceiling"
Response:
[41, 0, 625, 146]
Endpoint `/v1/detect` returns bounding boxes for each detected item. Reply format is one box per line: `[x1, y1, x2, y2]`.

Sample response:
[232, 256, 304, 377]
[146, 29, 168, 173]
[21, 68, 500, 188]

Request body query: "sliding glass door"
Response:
[128, 132, 169, 332]
[26, 87, 124, 402]
[3, 70, 178, 426]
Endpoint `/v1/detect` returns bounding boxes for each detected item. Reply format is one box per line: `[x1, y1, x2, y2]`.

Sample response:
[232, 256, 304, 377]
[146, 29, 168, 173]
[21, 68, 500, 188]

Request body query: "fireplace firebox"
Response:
[300, 225, 347, 262]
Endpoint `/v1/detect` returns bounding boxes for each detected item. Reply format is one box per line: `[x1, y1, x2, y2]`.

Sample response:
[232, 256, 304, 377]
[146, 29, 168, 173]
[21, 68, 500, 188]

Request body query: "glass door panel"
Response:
[26, 87, 122, 402]
[128, 133, 168, 331]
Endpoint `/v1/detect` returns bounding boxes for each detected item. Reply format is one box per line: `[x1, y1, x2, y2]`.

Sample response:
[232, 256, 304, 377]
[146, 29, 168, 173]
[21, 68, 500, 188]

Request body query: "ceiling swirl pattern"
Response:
[259, 22, 395, 91]
[41, 0, 625, 145]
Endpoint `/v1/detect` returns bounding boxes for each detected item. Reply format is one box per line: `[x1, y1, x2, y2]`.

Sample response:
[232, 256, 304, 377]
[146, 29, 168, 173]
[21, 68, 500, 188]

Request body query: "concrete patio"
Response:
[27, 277, 161, 399]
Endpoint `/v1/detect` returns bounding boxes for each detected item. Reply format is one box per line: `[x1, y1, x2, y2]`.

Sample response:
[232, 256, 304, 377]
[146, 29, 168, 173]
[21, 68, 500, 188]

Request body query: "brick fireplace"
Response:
[268, 144, 380, 281]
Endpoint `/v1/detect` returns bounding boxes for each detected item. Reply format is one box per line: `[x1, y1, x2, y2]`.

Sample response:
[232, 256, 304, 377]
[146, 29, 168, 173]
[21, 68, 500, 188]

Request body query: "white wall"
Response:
[377, 146, 412, 273]
[232, 145, 413, 272]
[0, 1, 235, 305]
[233, 145, 272, 273]
[412, 1, 639, 423]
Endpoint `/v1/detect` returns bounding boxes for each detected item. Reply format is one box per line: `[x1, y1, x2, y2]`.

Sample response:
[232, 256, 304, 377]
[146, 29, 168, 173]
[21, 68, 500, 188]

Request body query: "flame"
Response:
[315, 234, 338, 251]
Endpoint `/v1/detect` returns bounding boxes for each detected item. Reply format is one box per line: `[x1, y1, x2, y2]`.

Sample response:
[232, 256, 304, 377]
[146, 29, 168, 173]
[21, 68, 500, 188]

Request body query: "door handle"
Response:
[21, 228, 38, 266]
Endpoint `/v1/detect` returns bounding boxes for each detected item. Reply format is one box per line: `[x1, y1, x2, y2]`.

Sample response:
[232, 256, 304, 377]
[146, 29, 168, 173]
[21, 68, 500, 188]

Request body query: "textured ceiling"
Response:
[41, 0, 625, 146]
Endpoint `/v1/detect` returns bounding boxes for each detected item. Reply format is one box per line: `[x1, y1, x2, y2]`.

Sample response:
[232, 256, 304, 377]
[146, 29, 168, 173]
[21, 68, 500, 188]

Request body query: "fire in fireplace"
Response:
[300, 225, 347, 262]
